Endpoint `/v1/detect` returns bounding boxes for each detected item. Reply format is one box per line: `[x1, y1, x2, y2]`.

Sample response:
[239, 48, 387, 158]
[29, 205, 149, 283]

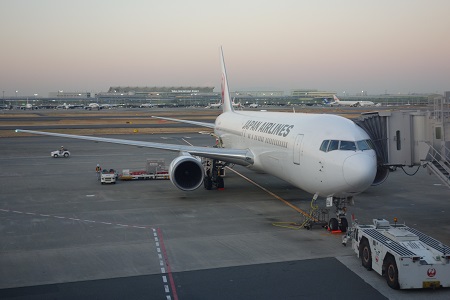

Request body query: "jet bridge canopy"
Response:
[355, 98, 450, 188]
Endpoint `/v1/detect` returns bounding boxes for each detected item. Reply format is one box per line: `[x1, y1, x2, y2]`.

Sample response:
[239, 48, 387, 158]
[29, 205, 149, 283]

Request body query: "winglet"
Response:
[220, 47, 234, 113]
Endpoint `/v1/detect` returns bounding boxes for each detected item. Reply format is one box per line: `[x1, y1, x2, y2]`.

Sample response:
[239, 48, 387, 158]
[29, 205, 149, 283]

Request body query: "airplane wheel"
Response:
[339, 218, 348, 232]
[360, 238, 372, 270]
[216, 177, 224, 189]
[328, 218, 338, 231]
[204, 177, 212, 190]
[385, 255, 400, 289]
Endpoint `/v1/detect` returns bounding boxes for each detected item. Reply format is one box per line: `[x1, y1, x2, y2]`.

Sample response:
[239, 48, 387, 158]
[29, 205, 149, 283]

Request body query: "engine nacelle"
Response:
[169, 155, 204, 191]
[371, 165, 390, 186]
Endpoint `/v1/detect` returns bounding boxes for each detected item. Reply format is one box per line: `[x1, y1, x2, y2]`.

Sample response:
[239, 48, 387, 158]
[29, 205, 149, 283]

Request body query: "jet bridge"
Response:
[355, 96, 450, 188]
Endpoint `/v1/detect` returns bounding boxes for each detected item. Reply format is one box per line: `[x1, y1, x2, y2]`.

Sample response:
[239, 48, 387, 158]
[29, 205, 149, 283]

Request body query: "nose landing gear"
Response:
[326, 196, 352, 232]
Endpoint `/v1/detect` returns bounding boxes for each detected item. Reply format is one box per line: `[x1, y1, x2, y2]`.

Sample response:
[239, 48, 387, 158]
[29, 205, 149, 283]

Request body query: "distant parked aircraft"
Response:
[331, 95, 375, 107]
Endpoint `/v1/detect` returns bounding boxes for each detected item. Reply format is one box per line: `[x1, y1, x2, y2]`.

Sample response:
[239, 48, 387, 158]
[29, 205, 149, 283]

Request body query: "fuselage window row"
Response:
[319, 139, 374, 153]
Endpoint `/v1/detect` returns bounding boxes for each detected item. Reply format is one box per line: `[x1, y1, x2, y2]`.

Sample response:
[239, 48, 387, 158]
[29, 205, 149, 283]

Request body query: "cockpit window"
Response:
[357, 140, 373, 151]
[320, 139, 374, 152]
[340, 141, 357, 151]
[320, 140, 330, 152]
[328, 140, 339, 151]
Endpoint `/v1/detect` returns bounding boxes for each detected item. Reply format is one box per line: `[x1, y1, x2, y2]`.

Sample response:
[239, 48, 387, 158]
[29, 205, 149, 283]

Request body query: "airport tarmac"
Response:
[1, 131, 450, 299]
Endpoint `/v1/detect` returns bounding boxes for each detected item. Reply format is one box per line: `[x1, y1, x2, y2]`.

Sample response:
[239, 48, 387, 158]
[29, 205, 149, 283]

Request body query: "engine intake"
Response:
[169, 155, 204, 191]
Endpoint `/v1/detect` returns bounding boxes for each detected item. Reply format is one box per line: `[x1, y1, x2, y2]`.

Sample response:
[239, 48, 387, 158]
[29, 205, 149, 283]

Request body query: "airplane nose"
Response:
[343, 153, 377, 191]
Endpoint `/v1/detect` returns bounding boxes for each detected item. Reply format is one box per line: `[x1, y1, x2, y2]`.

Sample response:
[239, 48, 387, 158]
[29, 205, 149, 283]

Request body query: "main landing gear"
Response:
[326, 196, 352, 232]
[202, 158, 226, 190]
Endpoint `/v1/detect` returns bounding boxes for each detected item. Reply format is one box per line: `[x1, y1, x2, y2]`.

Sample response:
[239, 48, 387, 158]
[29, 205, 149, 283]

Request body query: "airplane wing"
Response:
[15, 129, 254, 166]
[151, 116, 215, 129]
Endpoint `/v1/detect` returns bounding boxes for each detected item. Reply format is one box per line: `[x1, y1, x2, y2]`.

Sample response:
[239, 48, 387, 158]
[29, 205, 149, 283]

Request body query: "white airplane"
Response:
[206, 101, 222, 109]
[331, 95, 375, 107]
[85, 103, 101, 110]
[139, 103, 155, 108]
[207, 98, 240, 109]
[20, 99, 35, 110]
[16, 48, 381, 231]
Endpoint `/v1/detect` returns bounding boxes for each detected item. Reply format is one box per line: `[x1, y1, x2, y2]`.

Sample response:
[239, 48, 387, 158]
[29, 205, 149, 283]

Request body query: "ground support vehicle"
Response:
[119, 159, 169, 181]
[100, 169, 118, 184]
[342, 219, 450, 289]
[51, 150, 70, 158]
[119, 170, 169, 180]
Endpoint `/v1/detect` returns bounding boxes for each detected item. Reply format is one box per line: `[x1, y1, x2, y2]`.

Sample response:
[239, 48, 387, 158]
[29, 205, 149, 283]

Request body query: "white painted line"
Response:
[161, 267, 166, 273]
[162, 276, 167, 283]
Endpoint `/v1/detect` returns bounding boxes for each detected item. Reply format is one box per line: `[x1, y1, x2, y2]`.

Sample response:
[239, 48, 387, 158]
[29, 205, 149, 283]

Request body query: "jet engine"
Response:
[169, 155, 204, 191]
[371, 165, 390, 186]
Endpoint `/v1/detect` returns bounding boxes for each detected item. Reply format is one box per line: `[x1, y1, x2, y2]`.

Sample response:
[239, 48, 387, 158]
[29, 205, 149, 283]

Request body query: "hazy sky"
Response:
[1, 0, 449, 97]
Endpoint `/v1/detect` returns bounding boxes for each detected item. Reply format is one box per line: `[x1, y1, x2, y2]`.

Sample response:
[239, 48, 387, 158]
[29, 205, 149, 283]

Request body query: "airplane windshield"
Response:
[320, 139, 374, 152]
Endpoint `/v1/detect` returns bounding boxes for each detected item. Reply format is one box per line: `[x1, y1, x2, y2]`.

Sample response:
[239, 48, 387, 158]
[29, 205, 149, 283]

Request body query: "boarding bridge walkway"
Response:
[355, 97, 450, 188]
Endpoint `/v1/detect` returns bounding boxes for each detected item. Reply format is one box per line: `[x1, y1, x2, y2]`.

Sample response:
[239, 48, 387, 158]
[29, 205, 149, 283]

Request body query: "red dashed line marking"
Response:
[151, 228, 178, 300]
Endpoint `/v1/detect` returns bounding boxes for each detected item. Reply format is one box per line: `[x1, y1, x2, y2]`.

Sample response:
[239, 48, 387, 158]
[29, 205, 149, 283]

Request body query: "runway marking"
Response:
[226, 167, 311, 218]
[152, 228, 178, 300]
[1, 208, 176, 298]
[0, 208, 154, 229]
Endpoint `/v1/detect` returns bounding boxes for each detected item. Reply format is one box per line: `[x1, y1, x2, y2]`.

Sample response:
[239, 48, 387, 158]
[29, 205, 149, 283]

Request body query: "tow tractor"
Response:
[342, 218, 450, 289]
[100, 169, 118, 184]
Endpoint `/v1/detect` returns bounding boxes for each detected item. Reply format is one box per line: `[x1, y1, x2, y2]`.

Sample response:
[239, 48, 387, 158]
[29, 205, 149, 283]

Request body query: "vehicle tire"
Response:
[53, 154, 58, 158]
[385, 255, 400, 289]
[204, 177, 212, 190]
[360, 238, 372, 270]
[339, 217, 348, 232]
[328, 218, 339, 231]
[63, 153, 69, 158]
[216, 176, 224, 189]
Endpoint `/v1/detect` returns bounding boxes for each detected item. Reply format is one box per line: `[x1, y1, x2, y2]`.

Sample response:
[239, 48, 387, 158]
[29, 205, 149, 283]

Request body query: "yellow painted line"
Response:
[226, 167, 312, 218]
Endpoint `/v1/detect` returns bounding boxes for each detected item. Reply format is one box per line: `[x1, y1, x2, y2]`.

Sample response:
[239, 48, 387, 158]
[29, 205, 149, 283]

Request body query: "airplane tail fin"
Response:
[333, 95, 340, 102]
[220, 47, 234, 113]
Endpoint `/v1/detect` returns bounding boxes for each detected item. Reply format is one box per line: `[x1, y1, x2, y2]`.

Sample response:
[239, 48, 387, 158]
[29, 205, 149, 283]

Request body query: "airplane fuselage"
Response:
[332, 101, 375, 107]
[215, 111, 377, 198]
